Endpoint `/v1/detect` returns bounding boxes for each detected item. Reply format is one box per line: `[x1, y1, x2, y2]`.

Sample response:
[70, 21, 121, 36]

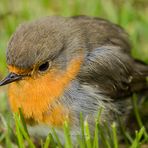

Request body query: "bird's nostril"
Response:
[9, 73, 21, 79]
[10, 73, 16, 78]
[10, 75, 14, 78]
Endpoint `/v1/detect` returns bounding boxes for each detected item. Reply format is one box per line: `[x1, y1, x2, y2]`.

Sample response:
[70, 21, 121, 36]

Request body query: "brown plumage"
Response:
[0, 15, 148, 142]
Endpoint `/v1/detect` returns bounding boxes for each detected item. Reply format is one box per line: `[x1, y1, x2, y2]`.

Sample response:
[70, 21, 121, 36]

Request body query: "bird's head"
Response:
[0, 16, 85, 126]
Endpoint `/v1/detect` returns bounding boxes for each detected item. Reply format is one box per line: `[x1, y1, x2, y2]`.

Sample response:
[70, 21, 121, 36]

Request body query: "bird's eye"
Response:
[38, 62, 50, 72]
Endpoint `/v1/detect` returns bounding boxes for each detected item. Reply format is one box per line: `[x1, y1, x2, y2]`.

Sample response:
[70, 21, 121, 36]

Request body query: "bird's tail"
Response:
[131, 59, 148, 97]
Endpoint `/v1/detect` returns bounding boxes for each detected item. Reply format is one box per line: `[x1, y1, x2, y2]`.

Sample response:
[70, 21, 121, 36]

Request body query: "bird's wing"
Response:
[79, 45, 148, 100]
[72, 16, 148, 99]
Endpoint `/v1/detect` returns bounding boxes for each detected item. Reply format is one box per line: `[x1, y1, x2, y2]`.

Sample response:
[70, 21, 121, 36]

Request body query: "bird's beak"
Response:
[0, 72, 24, 86]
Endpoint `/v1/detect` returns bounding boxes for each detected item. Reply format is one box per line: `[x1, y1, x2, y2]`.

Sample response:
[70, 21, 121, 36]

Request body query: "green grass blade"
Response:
[14, 113, 25, 148]
[51, 128, 62, 148]
[43, 134, 51, 148]
[99, 124, 111, 148]
[18, 108, 29, 136]
[93, 119, 99, 148]
[131, 127, 145, 148]
[63, 121, 72, 148]
[84, 120, 91, 148]
[111, 122, 118, 148]
[14, 112, 35, 148]
[132, 94, 148, 139]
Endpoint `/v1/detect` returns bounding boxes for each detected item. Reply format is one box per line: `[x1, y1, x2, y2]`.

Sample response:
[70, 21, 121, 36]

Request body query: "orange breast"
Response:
[8, 58, 83, 127]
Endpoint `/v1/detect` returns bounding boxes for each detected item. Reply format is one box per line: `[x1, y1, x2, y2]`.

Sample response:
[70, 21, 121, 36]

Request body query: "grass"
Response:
[0, 0, 148, 147]
[0, 97, 147, 147]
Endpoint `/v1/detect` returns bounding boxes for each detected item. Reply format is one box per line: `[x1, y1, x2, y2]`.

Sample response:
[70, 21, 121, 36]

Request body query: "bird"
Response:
[0, 15, 148, 143]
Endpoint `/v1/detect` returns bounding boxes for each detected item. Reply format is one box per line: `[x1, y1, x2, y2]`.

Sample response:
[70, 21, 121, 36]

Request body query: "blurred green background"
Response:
[0, 0, 148, 147]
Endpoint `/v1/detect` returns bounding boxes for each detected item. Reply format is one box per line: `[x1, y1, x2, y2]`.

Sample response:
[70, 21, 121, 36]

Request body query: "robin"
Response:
[0, 16, 148, 142]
